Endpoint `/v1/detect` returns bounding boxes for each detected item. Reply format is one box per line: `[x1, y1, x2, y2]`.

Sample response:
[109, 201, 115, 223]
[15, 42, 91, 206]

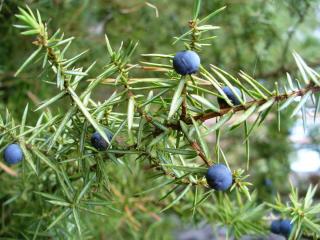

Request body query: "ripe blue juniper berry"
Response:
[91, 129, 113, 151]
[263, 178, 276, 195]
[270, 219, 293, 237]
[206, 164, 233, 191]
[270, 219, 282, 235]
[173, 50, 200, 75]
[264, 178, 273, 187]
[3, 143, 23, 165]
[218, 86, 242, 108]
[279, 219, 293, 237]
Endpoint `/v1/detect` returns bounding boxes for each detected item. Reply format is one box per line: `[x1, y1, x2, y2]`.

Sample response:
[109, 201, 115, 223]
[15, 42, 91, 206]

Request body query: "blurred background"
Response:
[1, 0, 320, 239]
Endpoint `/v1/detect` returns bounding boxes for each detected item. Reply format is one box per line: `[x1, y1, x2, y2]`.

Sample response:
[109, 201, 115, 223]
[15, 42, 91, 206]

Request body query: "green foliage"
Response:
[208, 192, 267, 238]
[1, 1, 320, 239]
[269, 185, 320, 239]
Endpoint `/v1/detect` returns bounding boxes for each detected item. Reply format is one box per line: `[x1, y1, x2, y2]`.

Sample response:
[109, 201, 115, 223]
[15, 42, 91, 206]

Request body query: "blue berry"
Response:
[3, 143, 23, 165]
[279, 219, 293, 237]
[173, 50, 200, 75]
[206, 164, 233, 191]
[264, 178, 273, 187]
[91, 129, 113, 151]
[218, 86, 241, 107]
[270, 220, 281, 235]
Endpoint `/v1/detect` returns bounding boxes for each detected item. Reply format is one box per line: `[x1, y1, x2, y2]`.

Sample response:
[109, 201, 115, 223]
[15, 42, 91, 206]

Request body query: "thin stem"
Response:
[180, 78, 187, 121]
[190, 141, 211, 166]
[176, 84, 320, 125]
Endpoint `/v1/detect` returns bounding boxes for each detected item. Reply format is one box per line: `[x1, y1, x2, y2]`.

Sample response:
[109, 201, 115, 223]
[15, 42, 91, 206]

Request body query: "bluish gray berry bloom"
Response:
[91, 128, 113, 151]
[218, 86, 242, 107]
[270, 219, 293, 237]
[206, 164, 233, 191]
[173, 50, 200, 75]
[279, 219, 293, 237]
[3, 143, 24, 164]
[270, 220, 281, 234]
[264, 178, 273, 187]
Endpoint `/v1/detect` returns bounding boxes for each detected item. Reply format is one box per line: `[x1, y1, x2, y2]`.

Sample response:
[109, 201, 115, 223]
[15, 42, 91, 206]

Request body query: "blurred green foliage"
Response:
[1, 0, 320, 114]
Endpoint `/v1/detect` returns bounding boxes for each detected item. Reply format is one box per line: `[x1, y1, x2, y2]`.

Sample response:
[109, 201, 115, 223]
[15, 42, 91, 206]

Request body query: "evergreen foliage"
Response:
[1, 1, 320, 239]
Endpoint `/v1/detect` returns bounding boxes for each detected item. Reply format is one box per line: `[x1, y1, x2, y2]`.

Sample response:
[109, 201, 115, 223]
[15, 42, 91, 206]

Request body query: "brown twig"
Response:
[178, 84, 320, 124]
[190, 141, 211, 166]
[181, 84, 187, 121]
[0, 162, 18, 177]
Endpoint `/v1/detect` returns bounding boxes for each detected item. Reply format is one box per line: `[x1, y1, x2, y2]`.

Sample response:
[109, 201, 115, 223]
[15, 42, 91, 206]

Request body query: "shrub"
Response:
[1, 1, 320, 239]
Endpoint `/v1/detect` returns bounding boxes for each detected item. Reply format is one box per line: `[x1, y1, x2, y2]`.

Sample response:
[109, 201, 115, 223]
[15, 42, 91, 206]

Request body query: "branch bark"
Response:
[174, 84, 320, 125]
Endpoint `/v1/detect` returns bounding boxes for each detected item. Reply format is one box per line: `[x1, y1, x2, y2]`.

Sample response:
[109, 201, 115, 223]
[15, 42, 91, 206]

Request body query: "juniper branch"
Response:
[173, 84, 320, 125]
